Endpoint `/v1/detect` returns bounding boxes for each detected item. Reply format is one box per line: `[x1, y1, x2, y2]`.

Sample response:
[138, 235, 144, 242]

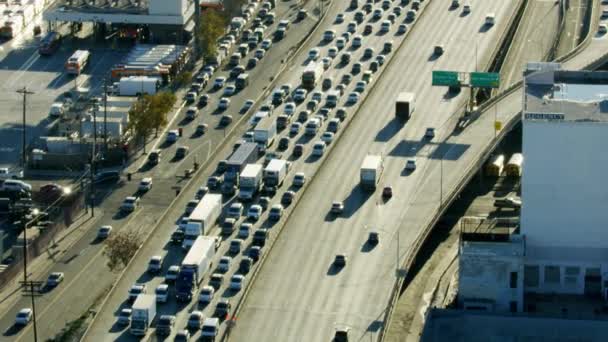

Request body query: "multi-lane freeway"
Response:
[229, 0, 521, 341]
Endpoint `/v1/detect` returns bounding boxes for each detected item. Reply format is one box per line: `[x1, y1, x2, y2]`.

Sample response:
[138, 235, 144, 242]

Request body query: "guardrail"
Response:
[221, 0, 441, 340]
[379, 0, 601, 341]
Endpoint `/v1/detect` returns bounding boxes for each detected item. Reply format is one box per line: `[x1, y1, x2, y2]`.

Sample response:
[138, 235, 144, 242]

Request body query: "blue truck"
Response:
[176, 236, 216, 302]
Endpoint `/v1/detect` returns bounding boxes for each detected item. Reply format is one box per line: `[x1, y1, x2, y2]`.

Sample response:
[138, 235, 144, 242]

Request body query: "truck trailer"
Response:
[222, 143, 259, 195]
[264, 159, 289, 189]
[118, 76, 160, 96]
[360, 155, 384, 190]
[301, 62, 323, 90]
[395, 92, 415, 120]
[239, 164, 264, 201]
[253, 116, 277, 152]
[183, 194, 222, 249]
[130, 294, 156, 336]
[176, 236, 216, 302]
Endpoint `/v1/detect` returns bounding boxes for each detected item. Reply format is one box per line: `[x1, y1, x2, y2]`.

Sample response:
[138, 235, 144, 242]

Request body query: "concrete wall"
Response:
[522, 120, 608, 250]
[458, 241, 524, 312]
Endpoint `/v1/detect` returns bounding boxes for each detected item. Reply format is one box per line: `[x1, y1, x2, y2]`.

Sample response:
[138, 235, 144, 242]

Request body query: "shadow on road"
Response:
[342, 185, 373, 218]
[375, 116, 402, 142]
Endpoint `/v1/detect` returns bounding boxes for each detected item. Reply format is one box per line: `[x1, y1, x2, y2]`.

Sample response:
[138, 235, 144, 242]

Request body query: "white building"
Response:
[457, 63, 608, 314]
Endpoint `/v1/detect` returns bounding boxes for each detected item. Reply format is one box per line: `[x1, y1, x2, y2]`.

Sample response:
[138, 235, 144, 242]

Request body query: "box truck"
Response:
[395, 92, 415, 120]
[253, 116, 277, 152]
[239, 164, 264, 201]
[183, 194, 222, 249]
[360, 155, 383, 190]
[222, 143, 258, 195]
[118, 76, 160, 96]
[301, 62, 323, 90]
[264, 159, 289, 189]
[130, 294, 156, 336]
[176, 236, 216, 302]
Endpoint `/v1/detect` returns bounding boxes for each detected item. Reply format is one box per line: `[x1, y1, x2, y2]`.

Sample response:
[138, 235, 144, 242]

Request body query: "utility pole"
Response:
[103, 79, 108, 153]
[17, 87, 34, 171]
[20, 279, 42, 342]
[90, 105, 98, 217]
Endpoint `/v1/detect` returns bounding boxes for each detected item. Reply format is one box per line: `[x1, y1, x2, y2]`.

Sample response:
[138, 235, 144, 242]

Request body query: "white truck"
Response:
[130, 294, 156, 336]
[176, 236, 216, 302]
[360, 155, 384, 190]
[183, 194, 222, 249]
[264, 159, 289, 189]
[239, 164, 264, 201]
[301, 62, 323, 90]
[253, 116, 277, 152]
[396, 92, 415, 120]
[117, 76, 160, 96]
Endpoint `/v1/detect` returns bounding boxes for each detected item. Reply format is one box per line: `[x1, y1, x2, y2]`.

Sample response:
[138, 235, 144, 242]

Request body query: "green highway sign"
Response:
[432, 71, 460, 86]
[470, 72, 500, 88]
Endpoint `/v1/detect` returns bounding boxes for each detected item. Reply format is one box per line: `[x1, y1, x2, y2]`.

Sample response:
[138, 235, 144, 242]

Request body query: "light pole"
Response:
[17, 87, 34, 171]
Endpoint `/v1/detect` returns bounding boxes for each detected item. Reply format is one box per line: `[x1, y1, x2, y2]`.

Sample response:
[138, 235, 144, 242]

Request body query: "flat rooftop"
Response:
[422, 308, 608, 342]
[523, 62, 608, 123]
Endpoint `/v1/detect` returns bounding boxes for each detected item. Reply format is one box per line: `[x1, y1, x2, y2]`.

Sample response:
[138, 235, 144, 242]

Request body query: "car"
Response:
[369, 60, 379, 72]
[382, 0, 391, 10]
[363, 47, 375, 60]
[283, 102, 296, 116]
[240, 257, 253, 274]
[347, 21, 357, 33]
[335, 326, 350, 342]
[331, 201, 344, 214]
[220, 114, 233, 126]
[264, 151, 283, 165]
[334, 254, 347, 267]
[269, 204, 284, 221]
[209, 273, 224, 290]
[347, 92, 360, 104]
[97, 225, 112, 239]
[218, 97, 231, 110]
[306, 99, 319, 112]
[293, 88, 308, 102]
[281, 191, 295, 206]
[354, 81, 366, 93]
[261, 39, 272, 50]
[368, 231, 380, 245]
[382, 186, 393, 198]
[230, 274, 245, 291]
[148, 255, 163, 274]
[405, 158, 417, 171]
[247, 57, 259, 69]
[321, 132, 335, 145]
[166, 129, 179, 143]
[185, 91, 197, 103]
[463, 4, 471, 14]
[293, 144, 304, 157]
[128, 283, 146, 302]
[215, 299, 232, 319]
[323, 29, 336, 42]
[451, 0, 460, 8]
[336, 37, 346, 49]
[258, 196, 271, 211]
[327, 118, 340, 133]
[398, 23, 408, 34]
[199, 285, 215, 304]
[336, 107, 347, 121]
[207, 176, 221, 189]
[240, 99, 255, 114]
[373, 8, 383, 20]
[155, 284, 169, 303]
[46, 272, 64, 287]
[352, 35, 363, 48]
[185, 199, 199, 215]
[218, 256, 232, 273]
[318, 108, 331, 118]
[599, 23, 608, 34]
[412, 1, 421, 10]
[291, 173, 306, 188]
[238, 222, 252, 239]
[384, 41, 394, 54]
[175, 330, 191, 341]
[393, 5, 403, 16]
[156, 315, 175, 336]
[298, 8, 308, 19]
[376, 54, 386, 66]
[171, 229, 184, 244]
[312, 141, 326, 156]
[176, 145, 190, 159]
[341, 74, 352, 86]
[308, 48, 320, 60]
[195, 186, 209, 200]
[14, 308, 32, 326]
[425, 127, 435, 139]
[289, 122, 302, 136]
[387, 13, 396, 23]
[434, 45, 445, 56]
[213, 77, 226, 89]
[224, 85, 236, 96]
[228, 202, 244, 218]
[341, 52, 351, 65]
[247, 204, 263, 221]
[38, 183, 65, 202]
[354, 10, 366, 23]
[494, 197, 522, 209]
[198, 94, 209, 107]
[276, 136, 290, 150]
[165, 265, 180, 283]
[380, 20, 391, 32]
[335, 13, 344, 23]
[117, 308, 132, 325]
[188, 311, 204, 329]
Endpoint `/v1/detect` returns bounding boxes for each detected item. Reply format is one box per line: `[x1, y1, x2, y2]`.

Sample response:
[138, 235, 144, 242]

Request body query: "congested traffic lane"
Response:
[229, 0, 520, 341]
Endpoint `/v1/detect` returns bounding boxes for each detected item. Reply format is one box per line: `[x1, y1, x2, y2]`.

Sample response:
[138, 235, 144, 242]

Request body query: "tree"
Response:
[103, 230, 143, 272]
[127, 96, 154, 153]
[174, 71, 192, 88]
[198, 9, 227, 59]
[149, 91, 176, 136]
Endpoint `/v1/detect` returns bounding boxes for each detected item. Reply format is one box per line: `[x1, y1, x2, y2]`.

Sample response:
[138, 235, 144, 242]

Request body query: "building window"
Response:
[510, 272, 518, 289]
[565, 267, 580, 276]
[545, 266, 560, 284]
[525, 265, 539, 287]
[510, 301, 518, 313]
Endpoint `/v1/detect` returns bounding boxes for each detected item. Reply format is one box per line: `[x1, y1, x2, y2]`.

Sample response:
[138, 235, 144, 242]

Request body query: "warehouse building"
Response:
[44, 0, 195, 42]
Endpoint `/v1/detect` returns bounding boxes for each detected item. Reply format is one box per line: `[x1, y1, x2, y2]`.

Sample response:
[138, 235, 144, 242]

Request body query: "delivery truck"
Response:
[253, 116, 277, 152]
[176, 236, 216, 302]
[239, 164, 264, 201]
[301, 62, 323, 90]
[183, 194, 222, 249]
[222, 143, 259, 195]
[360, 155, 383, 190]
[395, 92, 415, 120]
[118, 76, 160, 96]
[264, 159, 289, 189]
[130, 294, 156, 336]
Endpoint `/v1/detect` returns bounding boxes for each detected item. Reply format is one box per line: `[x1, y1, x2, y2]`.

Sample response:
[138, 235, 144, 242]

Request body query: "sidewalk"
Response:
[0, 209, 104, 315]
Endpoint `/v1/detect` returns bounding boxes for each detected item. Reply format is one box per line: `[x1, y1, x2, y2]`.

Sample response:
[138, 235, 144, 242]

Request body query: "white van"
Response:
[305, 118, 321, 136]
[2, 179, 32, 192]
[49, 103, 64, 117]
[485, 13, 495, 26]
